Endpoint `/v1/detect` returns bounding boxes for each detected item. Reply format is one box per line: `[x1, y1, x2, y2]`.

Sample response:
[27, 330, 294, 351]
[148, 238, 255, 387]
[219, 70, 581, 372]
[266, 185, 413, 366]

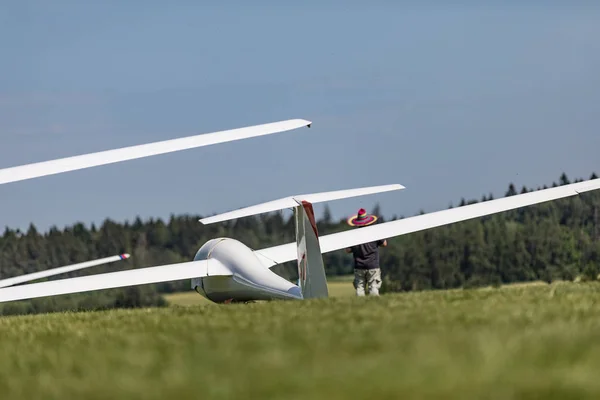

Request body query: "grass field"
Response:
[3, 281, 600, 399]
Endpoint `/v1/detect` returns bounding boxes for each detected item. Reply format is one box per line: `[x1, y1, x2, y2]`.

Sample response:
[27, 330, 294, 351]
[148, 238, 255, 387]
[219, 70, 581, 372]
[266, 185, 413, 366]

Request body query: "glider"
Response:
[0, 253, 130, 289]
[0, 178, 599, 304]
[0, 119, 311, 186]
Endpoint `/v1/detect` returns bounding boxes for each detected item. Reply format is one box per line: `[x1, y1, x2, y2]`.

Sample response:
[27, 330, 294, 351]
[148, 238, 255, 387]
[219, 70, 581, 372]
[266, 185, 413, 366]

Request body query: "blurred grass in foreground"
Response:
[2, 282, 600, 399]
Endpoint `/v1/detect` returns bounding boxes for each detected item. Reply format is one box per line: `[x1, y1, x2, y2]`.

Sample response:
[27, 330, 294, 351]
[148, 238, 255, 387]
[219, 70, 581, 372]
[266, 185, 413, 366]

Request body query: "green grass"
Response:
[3, 282, 600, 399]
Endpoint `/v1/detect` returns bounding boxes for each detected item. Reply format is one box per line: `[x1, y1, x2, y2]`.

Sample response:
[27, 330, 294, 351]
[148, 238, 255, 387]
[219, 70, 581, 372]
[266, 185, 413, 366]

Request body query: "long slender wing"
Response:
[254, 178, 600, 267]
[0, 119, 311, 185]
[0, 253, 130, 288]
[0, 259, 232, 303]
[199, 184, 404, 224]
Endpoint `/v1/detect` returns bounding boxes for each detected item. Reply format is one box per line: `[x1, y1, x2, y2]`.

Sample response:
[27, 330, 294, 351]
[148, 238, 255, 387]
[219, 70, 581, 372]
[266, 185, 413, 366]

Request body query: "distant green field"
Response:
[3, 281, 600, 399]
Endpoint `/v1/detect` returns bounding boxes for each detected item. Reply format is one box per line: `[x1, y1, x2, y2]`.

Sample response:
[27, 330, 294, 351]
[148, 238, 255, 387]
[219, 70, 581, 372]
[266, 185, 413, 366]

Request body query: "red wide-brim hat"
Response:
[347, 208, 378, 227]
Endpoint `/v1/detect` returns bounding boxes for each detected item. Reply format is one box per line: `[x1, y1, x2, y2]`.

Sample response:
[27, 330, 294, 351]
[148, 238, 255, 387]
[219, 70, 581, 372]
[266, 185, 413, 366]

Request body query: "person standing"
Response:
[345, 208, 387, 296]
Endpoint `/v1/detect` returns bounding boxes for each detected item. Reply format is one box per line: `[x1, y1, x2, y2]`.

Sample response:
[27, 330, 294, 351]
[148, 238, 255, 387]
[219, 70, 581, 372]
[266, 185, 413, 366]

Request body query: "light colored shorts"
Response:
[353, 268, 382, 296]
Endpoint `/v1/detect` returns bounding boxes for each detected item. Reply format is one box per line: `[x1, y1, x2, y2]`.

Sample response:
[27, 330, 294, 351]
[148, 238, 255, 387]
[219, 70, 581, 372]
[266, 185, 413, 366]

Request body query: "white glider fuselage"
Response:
[190, 238, 302, 303]
[188, 185, 405, 304]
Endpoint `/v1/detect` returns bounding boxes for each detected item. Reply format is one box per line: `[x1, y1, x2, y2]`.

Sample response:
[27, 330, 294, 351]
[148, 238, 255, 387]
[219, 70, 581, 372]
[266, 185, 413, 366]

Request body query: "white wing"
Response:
[254, 178, 600, 266]
[0, 253, 130, 288]
[0, 259, 233, 303]
[199, 184, 404, 224]
[0, 119, 311, 185]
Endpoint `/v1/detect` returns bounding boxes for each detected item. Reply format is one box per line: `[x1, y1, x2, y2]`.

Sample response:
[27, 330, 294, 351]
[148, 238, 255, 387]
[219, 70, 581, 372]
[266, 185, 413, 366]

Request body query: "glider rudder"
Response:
[295, 200, 328, 299]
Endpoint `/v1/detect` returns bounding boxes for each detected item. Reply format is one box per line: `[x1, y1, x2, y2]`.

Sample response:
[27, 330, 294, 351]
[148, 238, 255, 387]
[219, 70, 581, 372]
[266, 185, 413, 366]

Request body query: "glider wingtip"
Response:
[289, 118, 312, 127]
[381, 183, 405, 191]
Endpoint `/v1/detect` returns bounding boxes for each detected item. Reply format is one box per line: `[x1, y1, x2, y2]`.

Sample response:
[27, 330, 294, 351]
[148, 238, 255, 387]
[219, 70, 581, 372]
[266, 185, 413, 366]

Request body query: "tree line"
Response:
[0, 172, 598, 315]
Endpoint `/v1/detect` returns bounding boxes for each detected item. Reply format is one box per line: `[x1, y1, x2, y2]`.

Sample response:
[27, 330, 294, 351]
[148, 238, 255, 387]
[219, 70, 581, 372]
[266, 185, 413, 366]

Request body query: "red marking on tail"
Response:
[299, 253, 307, 280]
[301, 201, 319, 238]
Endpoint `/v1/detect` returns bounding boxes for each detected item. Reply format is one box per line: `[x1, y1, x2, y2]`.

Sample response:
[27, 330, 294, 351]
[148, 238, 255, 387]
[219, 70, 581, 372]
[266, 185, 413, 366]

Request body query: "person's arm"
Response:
[378, 239, 388, 247]
[345, 248, 352, 253]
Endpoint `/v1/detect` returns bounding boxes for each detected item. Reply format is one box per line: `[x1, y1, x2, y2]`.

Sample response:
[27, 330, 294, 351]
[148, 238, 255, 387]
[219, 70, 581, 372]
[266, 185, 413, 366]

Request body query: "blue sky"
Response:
[1, 1, 599, 232]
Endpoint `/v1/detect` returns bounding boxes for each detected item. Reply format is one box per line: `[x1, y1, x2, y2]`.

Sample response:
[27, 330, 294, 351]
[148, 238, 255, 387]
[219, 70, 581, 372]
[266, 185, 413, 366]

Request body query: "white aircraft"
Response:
[0, 118, 311, 287]
[0, 253, 130, 288]
[0, 117, 598, 304]
[0, 177, 598, 304]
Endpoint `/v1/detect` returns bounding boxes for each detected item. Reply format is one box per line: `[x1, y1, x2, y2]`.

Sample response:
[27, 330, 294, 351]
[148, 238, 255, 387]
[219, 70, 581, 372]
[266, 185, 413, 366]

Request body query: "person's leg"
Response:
[367, 268, 382, 296]
[353, 269, 366, 296]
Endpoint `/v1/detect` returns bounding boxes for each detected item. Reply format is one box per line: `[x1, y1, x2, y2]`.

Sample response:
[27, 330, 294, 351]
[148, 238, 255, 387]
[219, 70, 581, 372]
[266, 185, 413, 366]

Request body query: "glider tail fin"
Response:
[294, 200, 328, 299]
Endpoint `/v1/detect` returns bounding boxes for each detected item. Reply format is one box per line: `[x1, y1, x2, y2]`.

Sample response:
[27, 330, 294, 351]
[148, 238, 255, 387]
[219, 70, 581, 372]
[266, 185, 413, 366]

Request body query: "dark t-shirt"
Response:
[350, 240, 385, 270]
